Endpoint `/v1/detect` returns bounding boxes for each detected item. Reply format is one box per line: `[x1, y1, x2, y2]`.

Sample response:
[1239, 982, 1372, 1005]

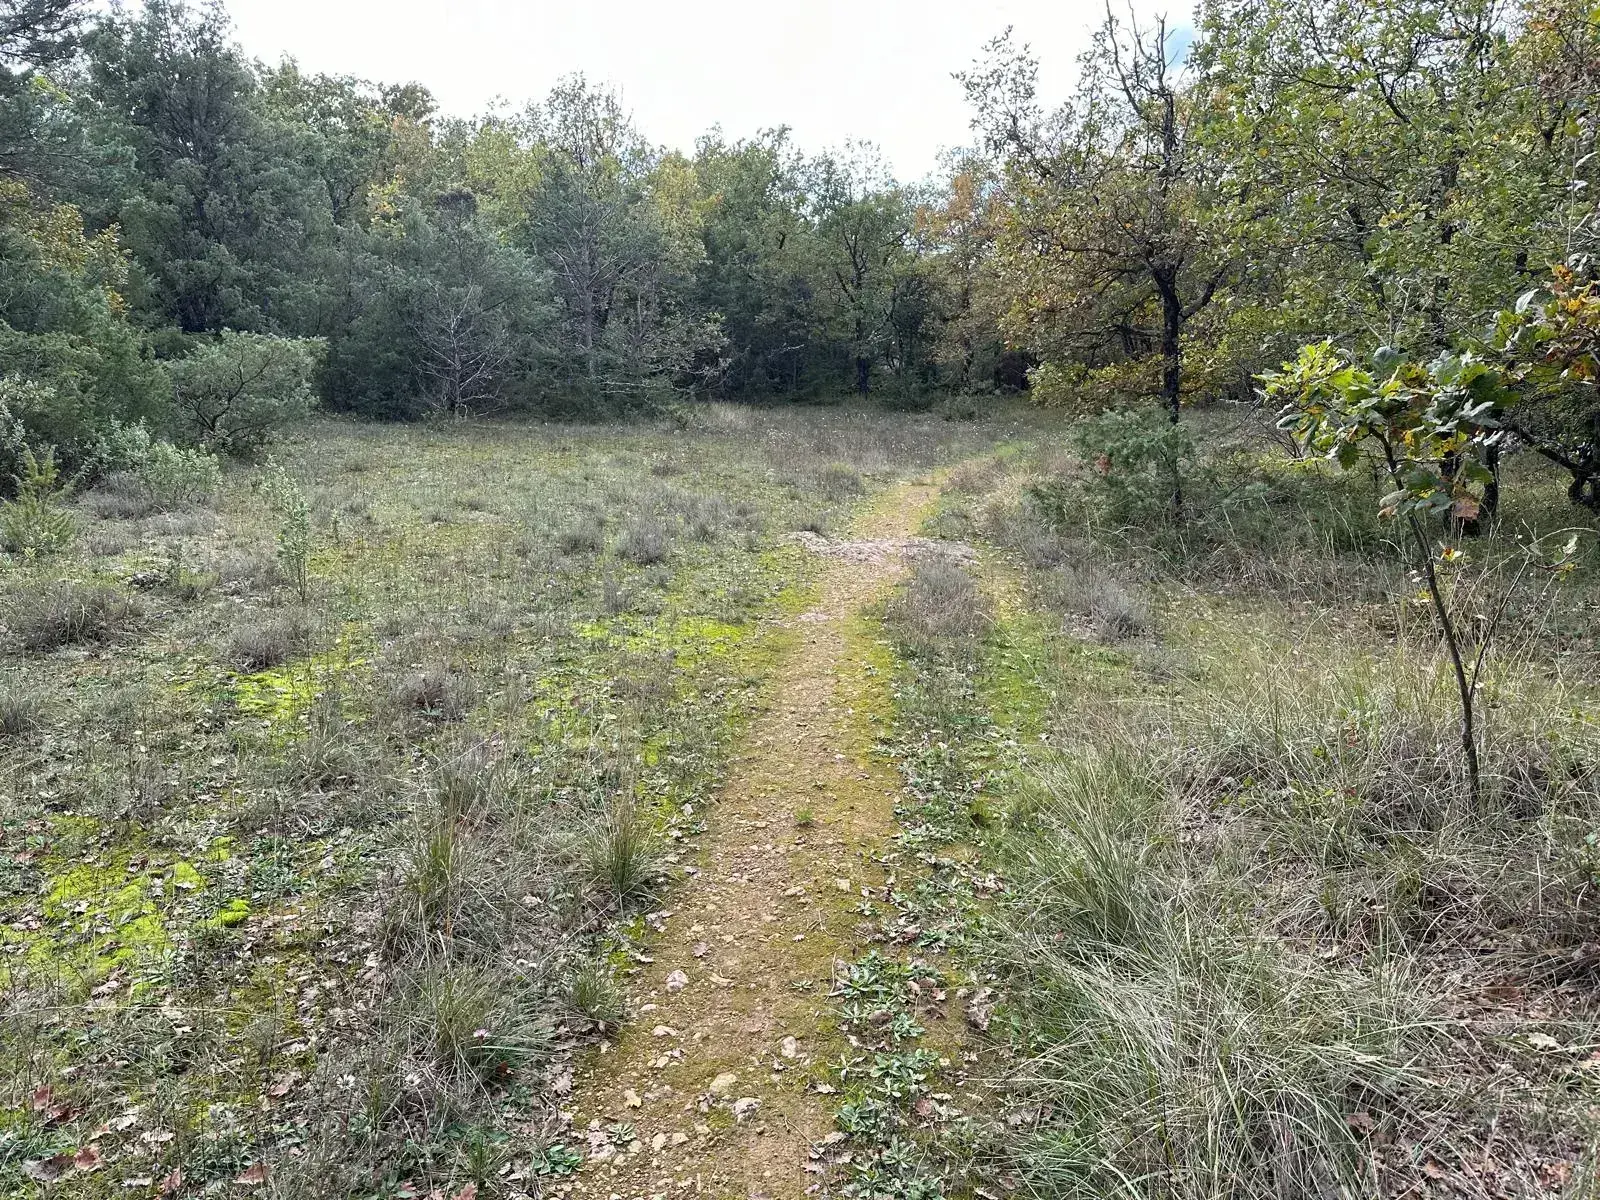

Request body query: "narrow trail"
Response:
[563, 479, 943, 1200]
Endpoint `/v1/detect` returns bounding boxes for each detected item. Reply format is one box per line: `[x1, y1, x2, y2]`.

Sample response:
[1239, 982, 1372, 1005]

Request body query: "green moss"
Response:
[215, 898, 251, 927]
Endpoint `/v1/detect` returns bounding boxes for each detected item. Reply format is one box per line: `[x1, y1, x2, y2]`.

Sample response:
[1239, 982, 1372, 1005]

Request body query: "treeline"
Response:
[1, 0, 1008, 479]
[2, 0, 1599, 505]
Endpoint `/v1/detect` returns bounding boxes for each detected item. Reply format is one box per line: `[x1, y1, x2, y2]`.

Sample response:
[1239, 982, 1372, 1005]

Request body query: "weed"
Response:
[0, 682, 41, 738]
[567, 963, 625, 1027]
[619, 516, 671, 565]
[816, 462, 866, 501]
[558, 513, 604, 554]
[885, 556, 990, 652]
[228, 612, 315, 670]
[393, 663, 471, 722]
[582, 798, 658, 908]
[12, 581, 138, 650]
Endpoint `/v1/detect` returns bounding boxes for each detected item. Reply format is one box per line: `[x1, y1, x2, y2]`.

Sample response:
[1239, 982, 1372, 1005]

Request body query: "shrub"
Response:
[169, 332, 321, 457]
[1071, 405, 1194, 526]
[1, 446, 75, 555]
[259, 463, 312, 600]
[139, 440, 222, 509]
[13, 582, 137, 650]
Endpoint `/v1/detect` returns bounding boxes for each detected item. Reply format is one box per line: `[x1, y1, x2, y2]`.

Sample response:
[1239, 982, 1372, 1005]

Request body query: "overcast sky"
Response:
[215, 0, 1174, 182]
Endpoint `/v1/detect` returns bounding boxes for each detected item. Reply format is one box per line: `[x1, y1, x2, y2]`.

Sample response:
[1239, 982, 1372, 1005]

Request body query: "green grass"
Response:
[0, 406, 1021, 1198]
[862, 432, 1600, 1200]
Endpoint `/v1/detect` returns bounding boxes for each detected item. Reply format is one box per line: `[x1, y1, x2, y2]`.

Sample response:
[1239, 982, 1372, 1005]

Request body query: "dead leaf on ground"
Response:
[235, 1162, 270, 1185]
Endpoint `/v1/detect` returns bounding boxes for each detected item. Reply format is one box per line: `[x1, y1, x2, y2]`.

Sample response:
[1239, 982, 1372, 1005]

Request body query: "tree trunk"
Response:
[1160, 285, 1182, 426]
[856, 355, 870, 396]
[1159, 280, 1184, 518]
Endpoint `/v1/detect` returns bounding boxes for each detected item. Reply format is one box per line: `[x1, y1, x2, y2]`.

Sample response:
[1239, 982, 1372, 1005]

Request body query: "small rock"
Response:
[691, 942, 709, 958]
[780, 1037, 798, 1059]
[624, 1089, 642, 1109]
[732, 1097, 761, 1122]
[671, 1132, 689, 1146]
[665, 969, 689, 993]
[834, 878, 851, 892]
[651, 1133, 668, 1153]
[708, 1072, 739, 1095]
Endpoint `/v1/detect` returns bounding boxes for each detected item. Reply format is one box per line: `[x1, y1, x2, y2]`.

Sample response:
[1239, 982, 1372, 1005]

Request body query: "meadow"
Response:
[2, 402, 1598, 1200]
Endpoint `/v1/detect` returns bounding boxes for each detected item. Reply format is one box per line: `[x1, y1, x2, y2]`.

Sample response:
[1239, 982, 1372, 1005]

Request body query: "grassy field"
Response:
[0, 405, 1018, 1197]
[856, 420, 1600, 1200]
[3, 401, 1598, 1200]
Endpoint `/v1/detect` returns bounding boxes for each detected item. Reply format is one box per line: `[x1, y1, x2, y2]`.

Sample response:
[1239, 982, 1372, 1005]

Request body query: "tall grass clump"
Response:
[1001, 748, 1438, 1200]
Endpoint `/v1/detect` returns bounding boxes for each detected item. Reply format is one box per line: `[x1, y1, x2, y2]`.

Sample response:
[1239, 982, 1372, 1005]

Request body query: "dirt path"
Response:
[561, 480, 942, 1200]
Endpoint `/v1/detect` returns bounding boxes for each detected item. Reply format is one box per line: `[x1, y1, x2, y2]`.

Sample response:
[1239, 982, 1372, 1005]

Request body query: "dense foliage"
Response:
[0, 0, 1597, 509]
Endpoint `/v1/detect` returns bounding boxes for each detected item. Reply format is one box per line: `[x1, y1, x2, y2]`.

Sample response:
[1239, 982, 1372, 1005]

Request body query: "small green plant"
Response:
[583, 798, 658, 907]
[1, 446, 76, 556]
[260, 462, 313, 600]
[139, 440, 222, 509]
[795, 805, 816, 828]
[1268, 342, 1583, 803]
[533, 1143, 584, 1177]
[567, 963, 625, 1027]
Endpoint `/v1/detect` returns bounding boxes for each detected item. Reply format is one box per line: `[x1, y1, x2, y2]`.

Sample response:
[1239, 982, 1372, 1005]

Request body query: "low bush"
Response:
[227, 613, 314, 671]
[12, 581, 138, 650]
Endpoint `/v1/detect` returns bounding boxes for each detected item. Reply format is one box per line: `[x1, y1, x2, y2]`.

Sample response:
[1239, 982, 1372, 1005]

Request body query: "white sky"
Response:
[217, 0, 1177, 183]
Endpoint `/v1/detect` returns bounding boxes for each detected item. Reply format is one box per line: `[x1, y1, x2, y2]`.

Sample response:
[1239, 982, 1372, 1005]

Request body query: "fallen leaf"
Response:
[452, 1185, 479, 1200]
[22, 1156, 72, 1183]
[235, 1162, 269, 1185]
[691, 942, 709, 958]
[74, 1144, 105, 1172]
[158, 1167, 184, 1195]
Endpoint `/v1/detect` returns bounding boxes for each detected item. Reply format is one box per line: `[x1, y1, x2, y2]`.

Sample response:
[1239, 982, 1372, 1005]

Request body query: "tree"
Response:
[168, 330, 320, 455]
[963, 16, 1239, 430]
[1490, 264, 1600, 510]
[801, 145, 923, 397]
[0, 0, 83, 70]
[1199, 0, 1585, 356]
[85, 0, 332, 334]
